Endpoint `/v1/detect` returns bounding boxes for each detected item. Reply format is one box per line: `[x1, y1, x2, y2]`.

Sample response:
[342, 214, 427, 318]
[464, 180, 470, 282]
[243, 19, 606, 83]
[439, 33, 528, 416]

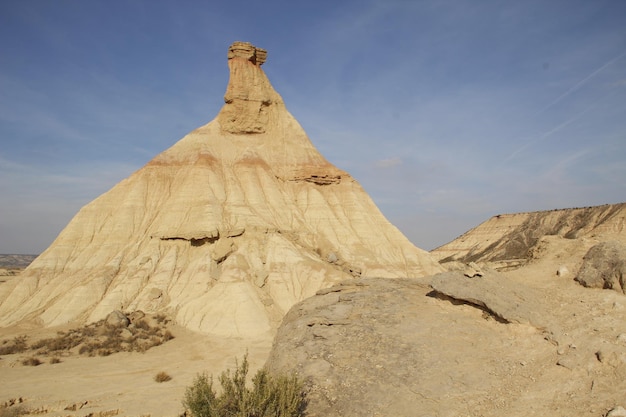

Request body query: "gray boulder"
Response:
[575, 241, 626, 293]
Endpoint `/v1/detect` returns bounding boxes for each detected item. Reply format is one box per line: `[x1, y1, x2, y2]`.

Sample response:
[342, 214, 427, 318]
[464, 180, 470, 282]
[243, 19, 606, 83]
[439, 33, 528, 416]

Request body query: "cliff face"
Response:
[431, 203, 626, 266]
[0, 42, 442, 337]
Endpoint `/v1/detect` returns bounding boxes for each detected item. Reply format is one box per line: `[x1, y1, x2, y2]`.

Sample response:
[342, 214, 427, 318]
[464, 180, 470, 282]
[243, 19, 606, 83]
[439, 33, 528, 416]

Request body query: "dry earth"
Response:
[0, 301, 271, 417]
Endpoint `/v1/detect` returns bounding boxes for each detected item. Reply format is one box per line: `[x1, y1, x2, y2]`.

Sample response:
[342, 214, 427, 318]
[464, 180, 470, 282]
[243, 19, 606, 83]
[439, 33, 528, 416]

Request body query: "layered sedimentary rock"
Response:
[0, 42, 442, 337]
[431, 203, 626, 267]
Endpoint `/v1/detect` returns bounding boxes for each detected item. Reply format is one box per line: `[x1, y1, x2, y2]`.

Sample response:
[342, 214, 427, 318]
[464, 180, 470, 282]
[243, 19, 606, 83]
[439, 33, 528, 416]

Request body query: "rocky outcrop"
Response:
[431, 203, 626, 267]
[0, 42, 442, 337]
[266, 273, 626, 416]
[575, 241, 626, 293]
[218, 41, 276, 134]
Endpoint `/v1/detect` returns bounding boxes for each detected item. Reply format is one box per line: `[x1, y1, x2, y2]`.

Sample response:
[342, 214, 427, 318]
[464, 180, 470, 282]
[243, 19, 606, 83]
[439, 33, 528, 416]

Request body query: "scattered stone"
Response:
[556, 266, 569, 277]
[127, 310, 145, 322]
[211, 238, 236, 263]
[606, 406, 626, 417]
[64, 401, 88, 411]
[463, 262, 484, 278]
[596, 349, 623, 367]
[327, 252, 338, 263]
[105, 310, 130, 328]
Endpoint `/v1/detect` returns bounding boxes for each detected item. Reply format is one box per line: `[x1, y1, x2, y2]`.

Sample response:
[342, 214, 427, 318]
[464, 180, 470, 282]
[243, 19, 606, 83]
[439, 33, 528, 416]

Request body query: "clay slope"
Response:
[431, 203, 626, 267]
[0, 42, 442, 337]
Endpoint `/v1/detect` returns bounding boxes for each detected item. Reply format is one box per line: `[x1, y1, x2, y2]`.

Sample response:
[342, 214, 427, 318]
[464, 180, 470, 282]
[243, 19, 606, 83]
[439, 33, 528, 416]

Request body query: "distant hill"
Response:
[0, 254, 38, 268]
[431, 202, 626, 267]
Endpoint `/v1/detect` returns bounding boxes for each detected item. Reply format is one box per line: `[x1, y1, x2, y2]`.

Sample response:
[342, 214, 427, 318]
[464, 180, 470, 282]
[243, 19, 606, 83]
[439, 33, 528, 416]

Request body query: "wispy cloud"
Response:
[375, 157, 403, 169]
[534, 50, 626, 116]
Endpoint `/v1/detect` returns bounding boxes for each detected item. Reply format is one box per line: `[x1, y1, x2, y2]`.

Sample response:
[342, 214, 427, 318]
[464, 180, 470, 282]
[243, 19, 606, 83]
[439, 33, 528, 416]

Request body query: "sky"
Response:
[1, 0, 625, 255]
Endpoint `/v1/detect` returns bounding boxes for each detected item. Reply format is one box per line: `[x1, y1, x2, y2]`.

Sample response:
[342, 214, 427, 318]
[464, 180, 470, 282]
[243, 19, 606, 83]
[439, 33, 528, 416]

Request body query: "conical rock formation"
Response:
[0, 42, 442, 338]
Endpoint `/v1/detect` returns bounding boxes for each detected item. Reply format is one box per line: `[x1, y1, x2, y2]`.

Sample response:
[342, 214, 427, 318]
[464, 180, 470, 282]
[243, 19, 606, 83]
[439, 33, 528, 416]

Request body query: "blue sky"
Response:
[1, 0, 625, 254]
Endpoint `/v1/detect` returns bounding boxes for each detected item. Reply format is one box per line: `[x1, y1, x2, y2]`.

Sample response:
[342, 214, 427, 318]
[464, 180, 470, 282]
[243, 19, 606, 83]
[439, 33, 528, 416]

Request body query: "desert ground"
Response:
[2, 231, 626, 417]
[0, 302, 272, 417]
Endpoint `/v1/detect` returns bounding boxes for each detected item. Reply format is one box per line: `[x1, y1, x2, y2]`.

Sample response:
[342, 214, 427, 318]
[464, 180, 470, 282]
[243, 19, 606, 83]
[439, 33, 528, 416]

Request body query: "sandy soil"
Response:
[0, 315, 272, 417]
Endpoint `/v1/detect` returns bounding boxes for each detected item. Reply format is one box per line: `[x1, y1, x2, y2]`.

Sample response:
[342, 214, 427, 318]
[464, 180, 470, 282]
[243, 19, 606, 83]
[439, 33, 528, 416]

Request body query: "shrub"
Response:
[50, 357, 61, 364]
[21, 357, 42, 366]
[154, 371, 172, 383]
[0, 336, 29, 355]
[182, 354, 306, 417]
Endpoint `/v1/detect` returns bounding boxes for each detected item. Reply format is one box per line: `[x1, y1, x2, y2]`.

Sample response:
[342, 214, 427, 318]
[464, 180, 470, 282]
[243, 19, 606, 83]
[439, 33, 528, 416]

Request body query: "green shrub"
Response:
[183, 354, 306, 417]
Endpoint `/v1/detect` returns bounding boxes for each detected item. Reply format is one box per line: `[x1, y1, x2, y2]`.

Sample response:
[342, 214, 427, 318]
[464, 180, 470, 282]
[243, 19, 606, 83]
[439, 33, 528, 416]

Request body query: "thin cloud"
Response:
[504, 88, 619, 162]
[375, 157, 403, 169]
[534, 50, 626, 116]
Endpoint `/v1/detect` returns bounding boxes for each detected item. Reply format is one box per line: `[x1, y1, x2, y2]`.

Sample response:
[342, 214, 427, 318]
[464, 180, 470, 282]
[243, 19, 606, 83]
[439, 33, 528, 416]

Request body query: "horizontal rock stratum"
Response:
[0, 42, 442, 337]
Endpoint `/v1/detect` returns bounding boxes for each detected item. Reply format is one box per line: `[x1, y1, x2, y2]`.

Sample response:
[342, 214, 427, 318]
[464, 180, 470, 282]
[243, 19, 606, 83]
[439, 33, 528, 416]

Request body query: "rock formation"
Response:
[576, 240, 626, 293]
[431, 203, 626, 269]
[267, 271, 626, 416]
[0, 42, 442, 337]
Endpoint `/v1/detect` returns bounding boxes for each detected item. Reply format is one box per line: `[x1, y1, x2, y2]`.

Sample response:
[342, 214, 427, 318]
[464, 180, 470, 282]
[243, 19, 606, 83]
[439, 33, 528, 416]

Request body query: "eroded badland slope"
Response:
[0, 41, 441, 417]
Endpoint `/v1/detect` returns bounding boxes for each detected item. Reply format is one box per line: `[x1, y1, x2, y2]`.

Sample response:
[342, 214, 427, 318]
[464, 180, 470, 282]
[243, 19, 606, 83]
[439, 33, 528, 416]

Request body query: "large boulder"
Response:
[575, 240, 626, 293]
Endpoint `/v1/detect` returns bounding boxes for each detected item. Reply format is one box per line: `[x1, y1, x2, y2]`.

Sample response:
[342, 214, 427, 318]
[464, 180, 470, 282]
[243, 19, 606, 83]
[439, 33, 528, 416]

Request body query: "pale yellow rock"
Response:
[0, 42, 442, 337]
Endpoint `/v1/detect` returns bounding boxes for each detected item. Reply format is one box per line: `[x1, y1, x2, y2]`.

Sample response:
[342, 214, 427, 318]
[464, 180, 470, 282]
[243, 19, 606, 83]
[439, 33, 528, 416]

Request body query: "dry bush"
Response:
[16, 313, 175, 358]
[50, 357, 61, 364]
[154, 371, 172, 383]
[0, 336, 29, 355]
[154, 314, 169, 324]
[183, 354, 306, 417]
[21, 357, 42, 366]
[134, 320, 151, 331]
[31, 331, 83, 353]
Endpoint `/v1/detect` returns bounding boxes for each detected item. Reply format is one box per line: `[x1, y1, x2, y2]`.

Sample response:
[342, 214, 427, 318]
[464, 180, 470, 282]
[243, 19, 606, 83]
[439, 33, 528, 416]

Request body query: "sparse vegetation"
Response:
[0, 336, 29, 355]
[154, 371, 172, 383]
[0, 312, 175, 361]
[21, 357, 42, 366]
[183, 354, 306, 417]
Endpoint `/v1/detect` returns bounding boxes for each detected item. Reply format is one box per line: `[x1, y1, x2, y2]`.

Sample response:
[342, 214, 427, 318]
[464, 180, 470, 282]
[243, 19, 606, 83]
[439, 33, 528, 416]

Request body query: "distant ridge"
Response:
[0, 254, 37, 268]
[431, 202, 626, 265]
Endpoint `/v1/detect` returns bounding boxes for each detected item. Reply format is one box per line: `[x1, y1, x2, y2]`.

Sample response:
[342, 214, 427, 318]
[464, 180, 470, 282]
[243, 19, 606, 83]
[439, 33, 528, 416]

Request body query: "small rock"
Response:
[556, 266, 569, 277]
[616, 333, 626, 345]
[120, 329, 133, 339]
[606, 406, 626, 417]
[556, 358, 575, 370]
[148, 288, 162, 300]
[596, 349, 621, 367]
[128, 310, 145, 322]
[105, 310, 130, 327]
